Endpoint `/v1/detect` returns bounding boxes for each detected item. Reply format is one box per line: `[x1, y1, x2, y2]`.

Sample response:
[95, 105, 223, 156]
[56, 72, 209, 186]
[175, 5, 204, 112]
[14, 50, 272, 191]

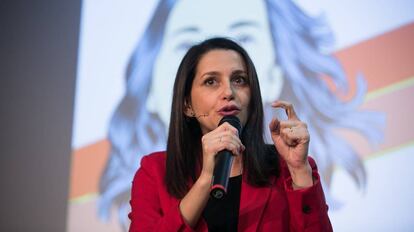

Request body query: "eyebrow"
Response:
[232, 70, 247, 75]
[201, 71, 220, 78]
[229, 20, 260, 30]
[201, 70, 247, 78]
[173, 26, 200, 36]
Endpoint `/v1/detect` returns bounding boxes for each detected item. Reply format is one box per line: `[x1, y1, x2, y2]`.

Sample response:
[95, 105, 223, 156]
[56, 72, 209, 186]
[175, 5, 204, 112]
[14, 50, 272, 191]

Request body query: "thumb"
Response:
[269, 118, 281, 135]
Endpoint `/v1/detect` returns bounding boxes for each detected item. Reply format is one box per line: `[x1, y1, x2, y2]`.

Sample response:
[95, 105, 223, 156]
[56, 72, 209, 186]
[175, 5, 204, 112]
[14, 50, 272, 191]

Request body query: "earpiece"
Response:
[195, 113, 209, 118]
[190, 110, 209, 118]
[185, 101, 208, 118]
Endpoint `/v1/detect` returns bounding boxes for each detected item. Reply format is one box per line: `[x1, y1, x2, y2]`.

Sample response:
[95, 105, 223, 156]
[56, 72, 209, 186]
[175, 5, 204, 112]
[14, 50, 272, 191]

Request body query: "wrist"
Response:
[197, 171, 213, 188]
[288, 161, 313, 189]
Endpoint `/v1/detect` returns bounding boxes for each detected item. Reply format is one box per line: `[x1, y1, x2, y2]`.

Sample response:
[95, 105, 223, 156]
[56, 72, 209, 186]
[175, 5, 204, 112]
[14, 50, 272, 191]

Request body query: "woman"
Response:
[128, 37, 332, 231]
[99, 0, 384, 227]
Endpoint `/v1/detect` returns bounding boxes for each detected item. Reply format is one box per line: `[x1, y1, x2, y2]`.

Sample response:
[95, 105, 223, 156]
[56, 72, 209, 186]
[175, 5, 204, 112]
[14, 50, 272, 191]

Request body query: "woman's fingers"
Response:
[271, 100, 300, 121]
[269, 100, 310, 146]
[217, 133, 245, 155]
[280, 124, 310, 146]
[218, 122, 240, 135]
[216, 122, 244, 155]
[200, 123, 244, 176]
[201, 123, 245, 157]
[270, 117, 307, 133]
[269, 118, 281, 135]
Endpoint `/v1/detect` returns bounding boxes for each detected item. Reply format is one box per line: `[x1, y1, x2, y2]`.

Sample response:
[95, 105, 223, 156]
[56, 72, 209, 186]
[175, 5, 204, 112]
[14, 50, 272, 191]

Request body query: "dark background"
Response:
[0, 0, 81, 231]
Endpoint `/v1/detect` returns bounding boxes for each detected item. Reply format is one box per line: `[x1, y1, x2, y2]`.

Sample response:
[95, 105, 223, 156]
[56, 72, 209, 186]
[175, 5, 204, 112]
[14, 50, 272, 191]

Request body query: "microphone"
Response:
[210, 115, 242, 199]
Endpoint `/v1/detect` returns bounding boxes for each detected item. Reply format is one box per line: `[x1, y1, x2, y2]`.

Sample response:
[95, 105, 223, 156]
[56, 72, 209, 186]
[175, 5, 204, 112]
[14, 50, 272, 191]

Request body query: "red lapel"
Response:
[238, 176, 274, 231]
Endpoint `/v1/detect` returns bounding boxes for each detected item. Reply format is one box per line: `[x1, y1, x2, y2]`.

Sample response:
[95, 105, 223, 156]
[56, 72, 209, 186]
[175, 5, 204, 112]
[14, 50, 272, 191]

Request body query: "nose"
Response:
[221, 80, 235, 100]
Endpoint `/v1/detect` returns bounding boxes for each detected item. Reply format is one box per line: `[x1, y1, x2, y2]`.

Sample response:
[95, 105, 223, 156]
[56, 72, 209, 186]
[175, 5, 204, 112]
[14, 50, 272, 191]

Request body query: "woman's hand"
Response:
[178, 121, 245, 227]
[200, 122, 245, 178]
[269, 100, 313, 189]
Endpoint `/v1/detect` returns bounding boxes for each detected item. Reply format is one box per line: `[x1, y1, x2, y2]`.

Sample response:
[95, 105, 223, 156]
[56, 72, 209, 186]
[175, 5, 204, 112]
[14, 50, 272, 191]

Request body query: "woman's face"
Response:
[147, 0, 283, 130]
[186, 49, 251, 134]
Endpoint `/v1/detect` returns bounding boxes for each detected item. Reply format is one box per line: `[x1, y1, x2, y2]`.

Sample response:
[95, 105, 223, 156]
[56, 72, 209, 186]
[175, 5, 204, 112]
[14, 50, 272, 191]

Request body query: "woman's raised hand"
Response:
[269, 100, 313, 188]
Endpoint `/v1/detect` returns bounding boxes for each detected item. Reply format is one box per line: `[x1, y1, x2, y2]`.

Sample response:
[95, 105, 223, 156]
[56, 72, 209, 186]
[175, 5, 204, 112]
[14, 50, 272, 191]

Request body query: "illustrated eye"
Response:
[236, 35, 255, 45]
[175, 41, 194, 53]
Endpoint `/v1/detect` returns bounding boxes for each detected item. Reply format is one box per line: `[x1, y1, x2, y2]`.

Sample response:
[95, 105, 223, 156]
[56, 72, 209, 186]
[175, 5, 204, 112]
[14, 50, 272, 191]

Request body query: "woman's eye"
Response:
[204, 78, 217, 86]
[233, 76, 248, 85]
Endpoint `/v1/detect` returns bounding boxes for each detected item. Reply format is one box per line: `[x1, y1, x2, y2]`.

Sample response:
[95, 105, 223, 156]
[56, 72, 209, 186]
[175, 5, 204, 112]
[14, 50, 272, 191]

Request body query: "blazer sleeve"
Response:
[128, 155, 196, 232]
[282, 157, 333, 232]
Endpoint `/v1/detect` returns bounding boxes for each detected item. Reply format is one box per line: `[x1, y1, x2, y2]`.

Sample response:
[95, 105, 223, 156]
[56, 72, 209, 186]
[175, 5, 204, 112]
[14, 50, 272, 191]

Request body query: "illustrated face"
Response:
[185, 49, 251, 134]
[147, 0, 283, 130]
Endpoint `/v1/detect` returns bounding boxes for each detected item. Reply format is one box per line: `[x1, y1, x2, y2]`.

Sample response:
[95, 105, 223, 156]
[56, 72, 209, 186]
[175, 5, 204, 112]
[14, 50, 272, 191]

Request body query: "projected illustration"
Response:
[68, 0, 414, 231]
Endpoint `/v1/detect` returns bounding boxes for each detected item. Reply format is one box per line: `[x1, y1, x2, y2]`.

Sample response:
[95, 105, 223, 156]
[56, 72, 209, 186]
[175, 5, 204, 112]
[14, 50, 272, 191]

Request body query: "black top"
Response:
[202, 175, 242, 232]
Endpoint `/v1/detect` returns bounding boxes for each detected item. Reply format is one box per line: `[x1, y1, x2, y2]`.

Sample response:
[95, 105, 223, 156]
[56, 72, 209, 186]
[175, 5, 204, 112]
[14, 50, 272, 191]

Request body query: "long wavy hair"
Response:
[98, 0, 384, 228]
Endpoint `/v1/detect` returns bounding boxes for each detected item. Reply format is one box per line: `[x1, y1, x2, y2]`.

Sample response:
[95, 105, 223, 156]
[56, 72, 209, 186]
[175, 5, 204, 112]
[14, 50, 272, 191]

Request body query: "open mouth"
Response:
[218, 105, 241, 116]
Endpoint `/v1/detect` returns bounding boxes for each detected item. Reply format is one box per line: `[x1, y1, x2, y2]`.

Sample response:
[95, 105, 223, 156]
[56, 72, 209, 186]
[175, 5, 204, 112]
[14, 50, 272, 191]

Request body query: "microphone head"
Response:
[218, 115, 242, 135]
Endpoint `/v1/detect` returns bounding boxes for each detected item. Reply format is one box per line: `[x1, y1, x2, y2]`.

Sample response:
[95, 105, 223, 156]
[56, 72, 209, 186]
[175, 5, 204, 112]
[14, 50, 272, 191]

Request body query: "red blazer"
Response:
[129, 151, 332, 232]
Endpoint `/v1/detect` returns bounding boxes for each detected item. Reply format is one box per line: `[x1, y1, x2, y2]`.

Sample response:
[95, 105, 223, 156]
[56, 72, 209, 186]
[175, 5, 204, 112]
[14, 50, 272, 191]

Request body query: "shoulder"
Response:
[141, 151, 167, 165]
[138, 151, 167, 176]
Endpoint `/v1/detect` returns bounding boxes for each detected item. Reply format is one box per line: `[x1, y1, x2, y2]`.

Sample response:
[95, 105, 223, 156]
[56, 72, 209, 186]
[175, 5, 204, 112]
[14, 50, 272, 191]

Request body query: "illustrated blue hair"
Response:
[97, 0, 174, 227]
[98, 0, 384, 228]
[263, 0, 384, 206]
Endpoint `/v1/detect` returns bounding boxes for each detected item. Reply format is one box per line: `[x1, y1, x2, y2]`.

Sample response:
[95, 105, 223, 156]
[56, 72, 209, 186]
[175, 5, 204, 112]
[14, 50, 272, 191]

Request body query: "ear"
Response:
[183, 99, 194, 117]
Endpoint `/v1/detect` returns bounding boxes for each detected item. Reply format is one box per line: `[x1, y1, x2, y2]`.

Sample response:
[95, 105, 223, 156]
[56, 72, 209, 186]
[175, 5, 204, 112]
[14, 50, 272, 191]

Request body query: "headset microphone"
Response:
[195, 113, 209, 118]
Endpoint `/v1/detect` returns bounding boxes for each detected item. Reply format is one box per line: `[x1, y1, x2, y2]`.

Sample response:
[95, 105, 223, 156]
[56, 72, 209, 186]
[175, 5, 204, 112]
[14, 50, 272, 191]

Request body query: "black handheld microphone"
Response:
[210, 115, 242, 199]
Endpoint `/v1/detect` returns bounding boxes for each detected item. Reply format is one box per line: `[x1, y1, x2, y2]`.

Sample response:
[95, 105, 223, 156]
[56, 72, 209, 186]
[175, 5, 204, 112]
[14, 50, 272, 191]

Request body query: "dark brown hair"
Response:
[166, 37, 279, 198]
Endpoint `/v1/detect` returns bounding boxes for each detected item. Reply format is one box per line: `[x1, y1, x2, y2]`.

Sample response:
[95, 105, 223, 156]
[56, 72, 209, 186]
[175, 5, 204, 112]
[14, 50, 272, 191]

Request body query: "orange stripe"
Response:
[335, 82, 414, 158]
[68, 140, 110, 198]
[334, 22, 414, 98]
[364, 83, 414, 153]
